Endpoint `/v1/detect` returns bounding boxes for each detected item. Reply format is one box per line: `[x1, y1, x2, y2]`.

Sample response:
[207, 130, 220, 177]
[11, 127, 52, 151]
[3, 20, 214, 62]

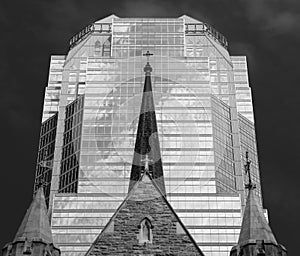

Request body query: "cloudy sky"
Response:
[1, 0, 299, 254]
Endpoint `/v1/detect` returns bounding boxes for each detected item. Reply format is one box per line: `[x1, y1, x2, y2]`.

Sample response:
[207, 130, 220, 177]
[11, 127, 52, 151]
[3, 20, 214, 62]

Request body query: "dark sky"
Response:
[1, 0, 299, 254]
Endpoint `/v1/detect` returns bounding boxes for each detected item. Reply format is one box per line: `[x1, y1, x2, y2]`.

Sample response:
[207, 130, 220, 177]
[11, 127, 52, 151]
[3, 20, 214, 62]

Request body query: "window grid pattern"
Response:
[57, 29, 238, 256]
[51, 194, 241, 256]
[231, 56, 254, 122]
[112, 19, 185, 58]
[42, 56, 65, 122]
[185, 23, 228, 48]
[58, 95, 84, 193]
[238, 113, 262, 204]
[35, 112, 58, 205]
[211, 97, 235, 193]
[47, 16, 261, 256]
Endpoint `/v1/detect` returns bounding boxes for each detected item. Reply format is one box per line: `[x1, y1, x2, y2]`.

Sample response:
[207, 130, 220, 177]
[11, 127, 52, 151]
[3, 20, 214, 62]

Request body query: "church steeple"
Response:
[128, 51, 166, 196]
[230, 152, 287, 256]
[2, 186, 60, 256]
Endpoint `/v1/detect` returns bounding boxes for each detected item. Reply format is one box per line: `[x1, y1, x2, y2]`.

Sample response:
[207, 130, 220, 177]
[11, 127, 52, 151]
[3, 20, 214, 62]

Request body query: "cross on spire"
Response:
[143, 50, 153, 62]
[143, 51, 153, 75]
[36, 178, 47, 189]
[34, 178, 47, 198]
[244, 151, 256, 190]
[141, 154, 153, 174]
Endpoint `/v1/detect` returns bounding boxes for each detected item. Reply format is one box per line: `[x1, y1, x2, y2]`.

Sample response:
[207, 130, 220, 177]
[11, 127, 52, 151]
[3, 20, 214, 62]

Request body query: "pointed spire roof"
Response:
[231, 153, 287, 256]
[129, 51, 166, 195]
[238, 188, 277, 245]
[238, 152, 277, 245]
[13, 187, 53, 243]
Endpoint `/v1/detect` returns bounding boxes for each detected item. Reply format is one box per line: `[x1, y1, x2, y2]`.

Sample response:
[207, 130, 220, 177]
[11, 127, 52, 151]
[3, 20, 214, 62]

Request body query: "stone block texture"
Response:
[86, 174, 203, 256]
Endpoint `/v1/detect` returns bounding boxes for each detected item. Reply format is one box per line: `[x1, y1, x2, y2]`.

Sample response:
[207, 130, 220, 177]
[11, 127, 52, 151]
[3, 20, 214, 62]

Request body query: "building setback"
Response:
[31, 14, 271, 256]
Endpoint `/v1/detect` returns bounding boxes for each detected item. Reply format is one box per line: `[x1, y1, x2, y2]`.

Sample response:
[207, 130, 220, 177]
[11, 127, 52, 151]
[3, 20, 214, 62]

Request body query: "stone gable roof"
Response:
[85, 172, 204, 256]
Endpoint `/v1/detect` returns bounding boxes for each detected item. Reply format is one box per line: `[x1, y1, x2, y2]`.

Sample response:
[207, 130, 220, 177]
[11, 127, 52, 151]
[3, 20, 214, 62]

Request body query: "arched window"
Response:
[142, 219, 151, 241]
[102, 38, 111, 57]
[138, 218, 153, 244]
[94, 40, 101, 56]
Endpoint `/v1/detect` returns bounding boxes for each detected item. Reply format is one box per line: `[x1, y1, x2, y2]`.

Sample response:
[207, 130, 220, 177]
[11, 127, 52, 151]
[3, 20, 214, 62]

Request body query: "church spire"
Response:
[13, 186, 53, 243]
[2, 185, 60, 256]
[128, 51, 166, 195]
[230, 152, 287, 256]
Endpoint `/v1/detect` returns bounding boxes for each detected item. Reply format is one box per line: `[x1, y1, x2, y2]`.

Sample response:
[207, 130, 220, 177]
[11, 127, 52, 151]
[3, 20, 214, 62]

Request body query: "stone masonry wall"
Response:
[87, 176, 203, 256]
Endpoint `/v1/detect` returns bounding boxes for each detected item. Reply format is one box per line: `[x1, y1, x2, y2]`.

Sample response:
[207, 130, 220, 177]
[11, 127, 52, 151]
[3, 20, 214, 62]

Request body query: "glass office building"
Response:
[35, 15, 262, 256]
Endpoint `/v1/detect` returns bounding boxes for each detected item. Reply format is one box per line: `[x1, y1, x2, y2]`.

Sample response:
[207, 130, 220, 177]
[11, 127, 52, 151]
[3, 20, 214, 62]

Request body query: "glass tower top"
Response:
[36, 15, 262, 256]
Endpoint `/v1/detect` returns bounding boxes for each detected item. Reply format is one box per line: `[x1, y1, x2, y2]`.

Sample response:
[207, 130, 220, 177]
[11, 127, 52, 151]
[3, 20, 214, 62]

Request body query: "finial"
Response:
[143, 51, 153, 75]
[244, 151, 256, 190]
[36, 178, 47, 191]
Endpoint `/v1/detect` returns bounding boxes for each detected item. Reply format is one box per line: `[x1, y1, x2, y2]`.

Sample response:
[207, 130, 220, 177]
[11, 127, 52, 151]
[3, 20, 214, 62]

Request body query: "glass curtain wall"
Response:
[36, 16, 261, 256]
[35, 112, 58, 205]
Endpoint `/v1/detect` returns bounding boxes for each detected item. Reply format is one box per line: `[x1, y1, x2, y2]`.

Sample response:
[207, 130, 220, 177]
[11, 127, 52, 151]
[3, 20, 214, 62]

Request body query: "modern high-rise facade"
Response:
[35, 14, 263, 256]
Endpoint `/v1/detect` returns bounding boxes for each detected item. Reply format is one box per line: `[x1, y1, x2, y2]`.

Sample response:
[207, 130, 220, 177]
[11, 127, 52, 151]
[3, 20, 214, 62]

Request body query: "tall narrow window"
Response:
[138, 218, 153, 244]
[102, 37, 111, 57]
[256, 240, 265, 255]
[94, 40, 101, 56]
[23, 240, 32, 254]
[142, 220, 151, 241]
